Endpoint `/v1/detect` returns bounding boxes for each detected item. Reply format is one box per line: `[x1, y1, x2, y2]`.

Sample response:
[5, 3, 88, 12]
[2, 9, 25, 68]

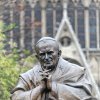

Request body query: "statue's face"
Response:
[35, 40, 60, 72]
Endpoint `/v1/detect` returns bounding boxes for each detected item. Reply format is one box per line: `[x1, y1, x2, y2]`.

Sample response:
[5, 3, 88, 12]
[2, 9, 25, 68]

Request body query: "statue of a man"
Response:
[11, 37, 95, 100]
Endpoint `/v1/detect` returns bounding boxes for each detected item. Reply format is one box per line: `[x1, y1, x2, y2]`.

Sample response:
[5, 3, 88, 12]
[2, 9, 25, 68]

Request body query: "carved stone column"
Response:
[31, 2, 36, 49]
[74, 1, 78, 36]
[52, 1, 56, 36]
[9, 1, 14, 48]
[82, 0, 91, 59]
[40, 0, 47, 36]
[82, 0, 91, 7]
[20, 0, 25, 49]
[95, 1, 100, 49]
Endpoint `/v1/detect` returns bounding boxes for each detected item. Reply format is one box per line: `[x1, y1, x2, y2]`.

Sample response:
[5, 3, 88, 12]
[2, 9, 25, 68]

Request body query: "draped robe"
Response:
[11, 57, 94, 100]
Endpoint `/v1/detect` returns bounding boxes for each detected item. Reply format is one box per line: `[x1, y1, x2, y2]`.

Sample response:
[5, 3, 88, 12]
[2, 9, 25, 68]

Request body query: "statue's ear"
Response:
[58, 50, 61, 57]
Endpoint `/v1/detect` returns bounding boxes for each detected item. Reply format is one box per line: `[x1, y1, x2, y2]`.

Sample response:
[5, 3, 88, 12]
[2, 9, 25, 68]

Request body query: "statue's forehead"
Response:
[39, 46, 54, 53]
[35, 38, 59, 52]
[38, 43, 55, 50]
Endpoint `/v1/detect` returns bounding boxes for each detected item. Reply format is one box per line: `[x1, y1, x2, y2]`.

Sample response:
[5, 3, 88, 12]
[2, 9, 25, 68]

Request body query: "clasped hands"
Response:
[40, 69, 52, 92]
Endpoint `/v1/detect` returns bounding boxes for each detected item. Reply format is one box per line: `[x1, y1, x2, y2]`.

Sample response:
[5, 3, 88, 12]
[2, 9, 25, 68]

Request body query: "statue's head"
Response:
[35, 37, 61, 72]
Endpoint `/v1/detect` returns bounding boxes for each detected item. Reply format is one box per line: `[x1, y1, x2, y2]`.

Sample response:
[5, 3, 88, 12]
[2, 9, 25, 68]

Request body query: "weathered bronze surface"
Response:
[11, 37, 96, 100]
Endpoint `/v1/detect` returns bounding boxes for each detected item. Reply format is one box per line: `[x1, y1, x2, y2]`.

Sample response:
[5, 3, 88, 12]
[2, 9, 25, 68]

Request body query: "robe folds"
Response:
[11, 57, 95, 100]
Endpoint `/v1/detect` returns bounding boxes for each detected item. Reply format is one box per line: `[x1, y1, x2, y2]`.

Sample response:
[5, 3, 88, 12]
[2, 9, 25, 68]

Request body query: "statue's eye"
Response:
[40, 53, 45, 56]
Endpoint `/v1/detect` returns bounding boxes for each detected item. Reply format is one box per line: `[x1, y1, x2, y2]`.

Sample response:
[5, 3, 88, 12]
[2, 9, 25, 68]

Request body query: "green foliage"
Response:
[0, 21, 18, 33]
[0, 22, 37, 100]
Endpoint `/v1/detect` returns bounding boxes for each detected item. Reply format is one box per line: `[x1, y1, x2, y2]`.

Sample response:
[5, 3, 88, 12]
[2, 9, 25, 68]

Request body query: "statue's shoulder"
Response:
[59, 58, 70, 69]
[59, 57, 85, 73]
[20, 64, 40, 82]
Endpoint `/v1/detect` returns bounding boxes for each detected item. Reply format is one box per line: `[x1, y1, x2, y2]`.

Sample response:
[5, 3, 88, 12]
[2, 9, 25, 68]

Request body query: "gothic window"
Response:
[46, 1, 53, 37]
[77, 0, 85, 48]
[99, 5, 100, 48]
[13, 1, 20, 48]
[3, 4, 10, 50]
[67, 0, 75, 31]
[3, 5, 10, 26]
[55, 1, 63, 32]
[24, 1, 32, 50]
[34, 1, 41, 43]
[89, 0, 97, 48]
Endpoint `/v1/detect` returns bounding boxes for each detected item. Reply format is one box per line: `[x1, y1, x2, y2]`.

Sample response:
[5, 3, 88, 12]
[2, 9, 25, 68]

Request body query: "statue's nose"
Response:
[45, 53, 48, 59]
[44, 53, 49, 61]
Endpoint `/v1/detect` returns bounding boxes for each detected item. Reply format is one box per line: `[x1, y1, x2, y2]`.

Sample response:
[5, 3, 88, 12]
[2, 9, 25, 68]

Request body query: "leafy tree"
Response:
[0, 22, 37, 100]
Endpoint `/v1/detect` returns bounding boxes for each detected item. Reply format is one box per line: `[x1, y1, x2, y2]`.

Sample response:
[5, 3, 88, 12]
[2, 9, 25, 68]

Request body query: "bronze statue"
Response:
[11, 37, 96, 100]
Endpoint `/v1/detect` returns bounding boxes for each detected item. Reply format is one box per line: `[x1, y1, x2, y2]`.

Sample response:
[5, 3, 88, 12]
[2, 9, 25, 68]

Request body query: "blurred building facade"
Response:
[0, 0, 100, 89]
